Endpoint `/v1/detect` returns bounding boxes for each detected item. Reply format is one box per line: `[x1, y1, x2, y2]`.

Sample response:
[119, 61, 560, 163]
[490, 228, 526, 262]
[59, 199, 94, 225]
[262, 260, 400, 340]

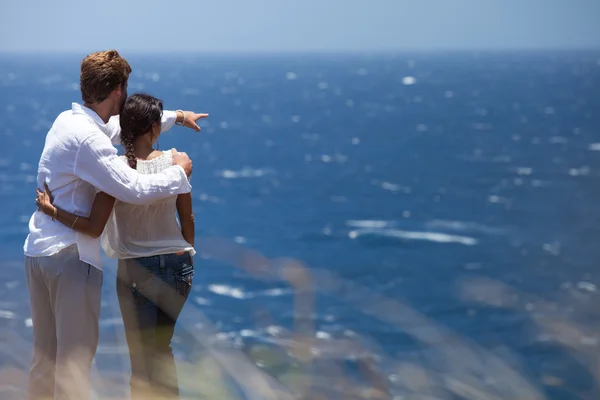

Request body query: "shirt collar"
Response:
[71, 102, 112, 136]
[71, 102, 107, 126]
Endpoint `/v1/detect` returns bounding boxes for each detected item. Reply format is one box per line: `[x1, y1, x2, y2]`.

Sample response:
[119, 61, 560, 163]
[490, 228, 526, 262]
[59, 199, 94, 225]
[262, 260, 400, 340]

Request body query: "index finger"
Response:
[188, 121, 200, 132]
[195, 113, 209, 119]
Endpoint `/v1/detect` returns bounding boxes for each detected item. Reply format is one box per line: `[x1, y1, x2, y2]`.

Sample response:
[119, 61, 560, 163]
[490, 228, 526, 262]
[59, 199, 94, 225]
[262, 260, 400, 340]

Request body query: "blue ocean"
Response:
[1, 51, 600, 399]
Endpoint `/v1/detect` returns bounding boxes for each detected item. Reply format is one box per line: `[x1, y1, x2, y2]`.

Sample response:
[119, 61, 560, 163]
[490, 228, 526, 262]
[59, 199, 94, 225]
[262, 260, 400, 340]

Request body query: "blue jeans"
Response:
[116, 252, 193, 400]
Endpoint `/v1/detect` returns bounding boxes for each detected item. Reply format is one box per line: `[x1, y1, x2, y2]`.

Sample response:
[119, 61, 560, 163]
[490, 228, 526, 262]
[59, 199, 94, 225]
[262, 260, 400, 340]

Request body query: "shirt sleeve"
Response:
[74, 131, 191, 205]
[105, 110, 178, 145]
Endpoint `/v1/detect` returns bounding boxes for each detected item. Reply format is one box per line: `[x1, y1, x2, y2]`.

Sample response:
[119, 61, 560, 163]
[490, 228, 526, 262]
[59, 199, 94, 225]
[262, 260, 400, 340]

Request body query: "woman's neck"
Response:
[133, 137, 156, 160]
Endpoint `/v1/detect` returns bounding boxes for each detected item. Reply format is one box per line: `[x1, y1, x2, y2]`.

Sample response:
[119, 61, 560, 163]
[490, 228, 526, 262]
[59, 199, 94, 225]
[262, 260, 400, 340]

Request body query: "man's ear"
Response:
[112, 84, 123, 99]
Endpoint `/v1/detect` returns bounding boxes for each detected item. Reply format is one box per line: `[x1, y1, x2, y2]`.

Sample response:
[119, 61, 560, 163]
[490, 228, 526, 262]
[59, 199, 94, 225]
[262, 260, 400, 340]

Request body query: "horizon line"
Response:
[0, 47, 599, 56]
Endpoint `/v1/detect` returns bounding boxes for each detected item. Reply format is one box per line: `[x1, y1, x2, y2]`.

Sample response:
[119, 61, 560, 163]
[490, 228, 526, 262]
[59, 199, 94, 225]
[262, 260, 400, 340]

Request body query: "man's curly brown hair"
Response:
[80, 50, 132, 104]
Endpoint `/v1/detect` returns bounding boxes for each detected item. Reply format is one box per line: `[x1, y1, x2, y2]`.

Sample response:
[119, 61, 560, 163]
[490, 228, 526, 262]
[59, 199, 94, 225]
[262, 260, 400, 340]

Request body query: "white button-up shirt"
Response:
[23, 103, 192, 270]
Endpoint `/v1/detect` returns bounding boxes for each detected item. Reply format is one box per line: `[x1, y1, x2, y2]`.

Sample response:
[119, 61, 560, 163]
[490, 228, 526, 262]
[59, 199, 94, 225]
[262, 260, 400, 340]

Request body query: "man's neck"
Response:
[83, 102, 112, 123]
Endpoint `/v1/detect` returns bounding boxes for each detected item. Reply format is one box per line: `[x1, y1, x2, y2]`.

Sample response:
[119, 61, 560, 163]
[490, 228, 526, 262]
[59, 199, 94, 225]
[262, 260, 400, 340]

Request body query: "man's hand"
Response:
[177, 111, 209, 132]
[172, 150, 192, 178]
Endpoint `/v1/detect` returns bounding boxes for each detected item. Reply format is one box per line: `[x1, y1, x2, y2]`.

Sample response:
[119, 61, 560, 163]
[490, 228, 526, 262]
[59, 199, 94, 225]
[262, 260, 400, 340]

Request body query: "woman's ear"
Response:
[149, 122, 161, 143]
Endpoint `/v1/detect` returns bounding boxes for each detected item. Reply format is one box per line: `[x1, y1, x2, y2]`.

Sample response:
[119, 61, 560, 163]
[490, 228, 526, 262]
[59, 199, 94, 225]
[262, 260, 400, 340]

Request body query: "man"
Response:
[23, 49, 207, 400]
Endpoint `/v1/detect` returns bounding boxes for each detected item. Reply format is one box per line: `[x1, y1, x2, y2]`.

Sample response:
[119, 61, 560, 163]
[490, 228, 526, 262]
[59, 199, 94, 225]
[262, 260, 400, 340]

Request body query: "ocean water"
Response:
[0, 51, 600, 399]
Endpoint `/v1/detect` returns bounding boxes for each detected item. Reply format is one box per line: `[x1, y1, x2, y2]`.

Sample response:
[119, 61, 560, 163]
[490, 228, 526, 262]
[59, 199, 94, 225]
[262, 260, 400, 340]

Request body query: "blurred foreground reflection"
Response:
[0, 236, 598, 399]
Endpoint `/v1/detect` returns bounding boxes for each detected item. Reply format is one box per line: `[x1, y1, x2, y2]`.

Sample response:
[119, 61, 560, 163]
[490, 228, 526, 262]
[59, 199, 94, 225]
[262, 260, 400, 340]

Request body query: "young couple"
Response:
[24, 50, 207, 400]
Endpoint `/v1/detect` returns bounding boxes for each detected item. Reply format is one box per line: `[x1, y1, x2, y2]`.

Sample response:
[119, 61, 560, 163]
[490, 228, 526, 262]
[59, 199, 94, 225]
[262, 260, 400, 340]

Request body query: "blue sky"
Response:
[1, 0, 599, 52]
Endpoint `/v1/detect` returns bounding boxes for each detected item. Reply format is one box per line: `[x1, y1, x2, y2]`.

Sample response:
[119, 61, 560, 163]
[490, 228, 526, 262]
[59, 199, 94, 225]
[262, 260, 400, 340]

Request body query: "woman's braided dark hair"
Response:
[119, 93, 164, 169]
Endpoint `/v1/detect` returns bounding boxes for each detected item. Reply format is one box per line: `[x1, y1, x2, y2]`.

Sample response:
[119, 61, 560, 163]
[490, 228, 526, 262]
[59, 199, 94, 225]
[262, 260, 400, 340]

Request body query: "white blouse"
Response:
[24, 103, 190, 270]
[101, 149, 196, 259]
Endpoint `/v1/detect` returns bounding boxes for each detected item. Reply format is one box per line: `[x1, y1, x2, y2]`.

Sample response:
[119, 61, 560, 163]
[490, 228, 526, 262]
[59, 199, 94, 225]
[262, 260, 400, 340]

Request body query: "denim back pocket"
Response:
[173, 255, 194, 298]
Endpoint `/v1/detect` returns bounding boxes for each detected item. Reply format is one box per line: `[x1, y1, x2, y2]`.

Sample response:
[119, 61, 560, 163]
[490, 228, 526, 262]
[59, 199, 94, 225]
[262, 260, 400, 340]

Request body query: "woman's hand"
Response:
[36, 182, 56, 217]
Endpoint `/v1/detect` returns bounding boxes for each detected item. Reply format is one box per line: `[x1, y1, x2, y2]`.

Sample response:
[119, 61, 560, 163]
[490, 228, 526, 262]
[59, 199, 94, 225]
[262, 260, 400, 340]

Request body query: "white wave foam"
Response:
[316, 331, 332, 340]
[198, 193, 220, 203]
[381, 181, 401, 192]
[349, 228, 478, 246]
[569, 166, 590, 176]
[0, 310, 16, 319]
[207, 284, 252, 299]
[215, 331, 237, 341]
[260, 288, 292, 297]
[488, 195, 511, 204]
[543, 242, 561, 255]
[577, 281, 597, 292]
[194, 297, 211, 305]
[372, 179, 411, 193]
[240, 329, 259, 338]
[324, 314, 336, 322]
[589, 143, 600, 151]
[320, 153, 347, 164]
[266, 325, 285, 337]
[516, 167, 533, 176]
[402, 76, 417, 85]
[5, 280, 19, 289]
[425, 219, 505, 235]
[234, 236, 246, 244]
[215, 167, 273, 179]
[209, 287, 291, 300]
[346, 220, 394, 229]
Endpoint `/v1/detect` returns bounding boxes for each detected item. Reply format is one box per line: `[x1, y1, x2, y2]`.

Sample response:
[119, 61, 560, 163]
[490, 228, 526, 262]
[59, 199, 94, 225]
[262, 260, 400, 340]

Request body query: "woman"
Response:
[36, 93, 195, 399]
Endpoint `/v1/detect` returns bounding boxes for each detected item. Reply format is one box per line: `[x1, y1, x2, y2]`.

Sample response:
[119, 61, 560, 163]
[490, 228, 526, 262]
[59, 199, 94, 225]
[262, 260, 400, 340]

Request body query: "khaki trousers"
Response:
[24, 245, 103, 400]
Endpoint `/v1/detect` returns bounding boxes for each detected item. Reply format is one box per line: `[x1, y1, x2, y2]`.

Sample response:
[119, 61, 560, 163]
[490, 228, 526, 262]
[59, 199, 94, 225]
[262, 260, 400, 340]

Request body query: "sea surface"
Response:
[0, 51, 600, 399]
